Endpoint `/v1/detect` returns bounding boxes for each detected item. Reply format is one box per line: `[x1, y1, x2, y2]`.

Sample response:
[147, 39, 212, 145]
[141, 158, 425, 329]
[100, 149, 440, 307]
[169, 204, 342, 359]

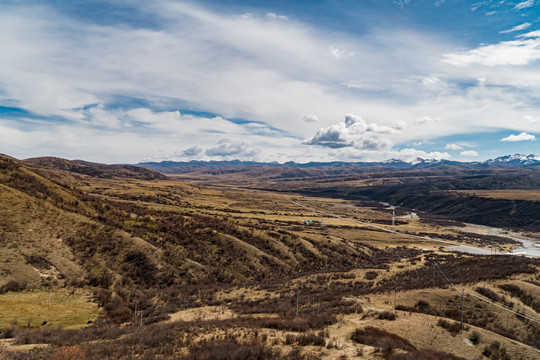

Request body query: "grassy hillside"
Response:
[0, 154, 539, 359]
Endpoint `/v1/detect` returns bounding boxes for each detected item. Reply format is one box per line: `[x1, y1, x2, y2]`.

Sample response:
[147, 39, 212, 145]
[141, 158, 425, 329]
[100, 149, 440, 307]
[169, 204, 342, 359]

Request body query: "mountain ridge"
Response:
[136, 153, 540, 174]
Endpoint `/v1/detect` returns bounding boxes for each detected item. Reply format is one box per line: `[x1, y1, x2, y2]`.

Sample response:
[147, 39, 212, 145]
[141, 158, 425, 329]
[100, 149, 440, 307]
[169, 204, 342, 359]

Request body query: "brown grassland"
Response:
[0, 155, 539, 359]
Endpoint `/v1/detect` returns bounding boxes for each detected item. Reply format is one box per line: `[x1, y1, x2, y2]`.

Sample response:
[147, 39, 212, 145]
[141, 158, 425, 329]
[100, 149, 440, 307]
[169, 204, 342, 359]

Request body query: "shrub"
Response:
[351, 327, 416, 353]
[437, 319, 461, 334]
[0, 280, 27, 294]
[365, 271, 378, 280]
[377, 311, 397, 321]
[482, 341, 511, 360]
[285, 332, 325, 346]
[469, 330, 481, 345]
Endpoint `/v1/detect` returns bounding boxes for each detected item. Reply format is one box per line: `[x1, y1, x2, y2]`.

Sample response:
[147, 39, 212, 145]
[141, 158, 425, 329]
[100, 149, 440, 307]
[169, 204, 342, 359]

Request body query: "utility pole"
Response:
[460, 289, 467, 333]
[433, 264, 436, 288]
[296, 283, 299, 318]
[392, 209, 395, 227]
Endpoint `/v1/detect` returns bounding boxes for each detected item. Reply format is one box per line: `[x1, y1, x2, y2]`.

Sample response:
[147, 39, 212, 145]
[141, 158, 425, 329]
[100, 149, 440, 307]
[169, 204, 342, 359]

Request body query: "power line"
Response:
[431, 261, 540, 326]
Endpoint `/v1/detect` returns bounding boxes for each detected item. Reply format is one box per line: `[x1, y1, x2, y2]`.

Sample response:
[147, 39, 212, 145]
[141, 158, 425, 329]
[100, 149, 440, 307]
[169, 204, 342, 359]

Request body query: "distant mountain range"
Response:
[137, 154, 540, 174]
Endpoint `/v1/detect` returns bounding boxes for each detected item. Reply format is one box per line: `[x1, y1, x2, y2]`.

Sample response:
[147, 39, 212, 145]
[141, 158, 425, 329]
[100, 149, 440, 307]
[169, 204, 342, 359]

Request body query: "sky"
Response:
[1, 0, 540, 164]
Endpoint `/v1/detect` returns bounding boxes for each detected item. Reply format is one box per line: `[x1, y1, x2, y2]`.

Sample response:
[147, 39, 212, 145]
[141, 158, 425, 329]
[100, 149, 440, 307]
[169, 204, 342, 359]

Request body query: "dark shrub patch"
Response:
[0, 280, 27, 294]
[351, 327, 416, 353]
[377, 311, 397, 321]
[437, 319, 461, 334]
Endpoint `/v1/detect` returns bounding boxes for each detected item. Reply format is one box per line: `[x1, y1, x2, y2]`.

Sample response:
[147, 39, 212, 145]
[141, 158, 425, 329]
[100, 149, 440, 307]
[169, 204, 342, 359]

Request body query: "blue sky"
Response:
[0, 0, 539, 163]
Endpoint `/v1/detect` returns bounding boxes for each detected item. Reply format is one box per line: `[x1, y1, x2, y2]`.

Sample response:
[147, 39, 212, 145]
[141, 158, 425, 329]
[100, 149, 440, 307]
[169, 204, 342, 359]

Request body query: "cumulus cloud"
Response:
[2, 1, 540, 163]
[205, 139, 259, 157]
[442, 31, 540, 67]
[514, 0, 534, 10]
[304, 114, 397, 150]
[460, 150, 478, 156]
[390, 148, 451, 163]
[500, 132, 536, 142]
[500, 22, 531, 34]
[445, 143, 463, 150]
[302, 114, 319, 123]
[179, 146, 203, 156]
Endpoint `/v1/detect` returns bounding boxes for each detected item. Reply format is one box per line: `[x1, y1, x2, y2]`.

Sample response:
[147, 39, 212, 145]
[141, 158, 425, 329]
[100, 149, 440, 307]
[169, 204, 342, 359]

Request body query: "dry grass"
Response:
[0, 289, 99, 330]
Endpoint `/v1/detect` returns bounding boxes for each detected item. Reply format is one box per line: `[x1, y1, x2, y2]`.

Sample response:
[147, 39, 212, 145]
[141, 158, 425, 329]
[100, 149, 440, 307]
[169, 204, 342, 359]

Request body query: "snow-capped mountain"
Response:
[485, 154, 540, 166]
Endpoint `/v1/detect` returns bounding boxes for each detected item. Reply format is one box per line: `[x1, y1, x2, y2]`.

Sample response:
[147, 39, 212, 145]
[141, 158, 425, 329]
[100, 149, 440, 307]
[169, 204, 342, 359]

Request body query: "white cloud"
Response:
[415, 116, 440, 125]
[460, 150, 478, 156]
[205, 139, 259, 157]
[304, 114, 397, 150]
[422, 76, 442, 87]
[500, 132, 536, 142]
[1, 1, 540, 163]
[445, 143, 463, 150]
[442, 31, 540, 66]
[390, 148, 451, 163]
[266, 12, 288, 20]
[524, 115, 540, 123]
[514, 0, 534, 10]
[329, 45, 355, 59]
[500, 22, 531, 34]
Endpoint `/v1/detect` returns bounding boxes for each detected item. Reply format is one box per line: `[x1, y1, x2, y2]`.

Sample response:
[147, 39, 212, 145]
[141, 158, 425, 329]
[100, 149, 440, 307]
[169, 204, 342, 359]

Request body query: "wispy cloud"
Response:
[0, 1, 539, 163]
[500, 22, 531, 34]
[460, 150, 478, 156]
[443, 30, 540, 66]
[501, 132, 536, 142]
[514, 0, 534, 10]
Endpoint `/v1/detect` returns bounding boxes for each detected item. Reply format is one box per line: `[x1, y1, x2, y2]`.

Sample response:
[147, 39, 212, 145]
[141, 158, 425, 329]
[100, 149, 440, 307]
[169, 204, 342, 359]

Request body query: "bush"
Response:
[377, 311, 397, 321]
[365, 271, 378, 280]
[415, 300, 430, 310]
[482, 341, 511, 360]
[351, 327, 416, 353]
[469, 330, 481, 345]
[0, 280, 27, 294]
[285, 332, 325, 346]
[437, 319, 461, 334]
